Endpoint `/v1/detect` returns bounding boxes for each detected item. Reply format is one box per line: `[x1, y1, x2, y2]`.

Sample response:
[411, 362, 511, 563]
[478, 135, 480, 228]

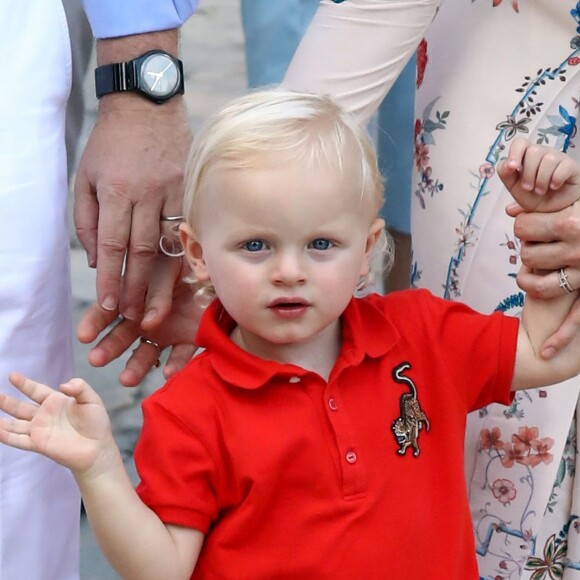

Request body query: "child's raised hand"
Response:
[0, 374, 113, 475]
[499, 137, 580, 214]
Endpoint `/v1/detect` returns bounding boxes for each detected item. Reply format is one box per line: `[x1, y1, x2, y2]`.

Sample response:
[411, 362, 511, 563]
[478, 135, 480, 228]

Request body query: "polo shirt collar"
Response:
[195, 296, 400, 390]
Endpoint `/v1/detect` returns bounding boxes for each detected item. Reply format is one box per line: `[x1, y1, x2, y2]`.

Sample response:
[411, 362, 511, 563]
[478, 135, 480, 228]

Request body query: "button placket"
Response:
[324, 380, 367, 497]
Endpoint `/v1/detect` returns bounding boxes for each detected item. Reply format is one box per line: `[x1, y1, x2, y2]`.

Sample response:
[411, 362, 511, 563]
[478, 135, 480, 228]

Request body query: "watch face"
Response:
[139, 53, 181, 98]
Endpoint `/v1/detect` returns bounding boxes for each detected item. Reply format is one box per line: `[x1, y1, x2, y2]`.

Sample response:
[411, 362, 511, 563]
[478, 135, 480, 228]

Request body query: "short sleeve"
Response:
[376, 290, 519, 412]
[135, 392, 219, 534]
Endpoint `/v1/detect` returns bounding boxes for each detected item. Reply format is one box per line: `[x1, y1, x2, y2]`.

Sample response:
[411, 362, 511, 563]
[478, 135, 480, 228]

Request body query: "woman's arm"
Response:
[283, 0, 442, 123]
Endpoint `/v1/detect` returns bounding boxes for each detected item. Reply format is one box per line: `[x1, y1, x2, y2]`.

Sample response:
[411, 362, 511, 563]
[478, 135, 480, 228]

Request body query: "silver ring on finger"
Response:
[557, 268, 575, 294]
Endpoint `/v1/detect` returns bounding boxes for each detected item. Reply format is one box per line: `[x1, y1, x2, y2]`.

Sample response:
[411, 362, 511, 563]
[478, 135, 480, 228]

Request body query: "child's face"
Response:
[182, 158, 383, 358]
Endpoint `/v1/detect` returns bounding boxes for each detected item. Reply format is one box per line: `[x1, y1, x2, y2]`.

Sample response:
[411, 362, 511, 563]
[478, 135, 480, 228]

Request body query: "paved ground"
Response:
[73, 2, 246, 576]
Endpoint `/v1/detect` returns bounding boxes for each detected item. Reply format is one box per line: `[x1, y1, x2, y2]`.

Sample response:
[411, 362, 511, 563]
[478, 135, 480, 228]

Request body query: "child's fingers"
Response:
[550, 156, 580, 191]
[0, 392, 36, 421]
[0, 415, 34, 452]
[534, 153, 562, 194]
[0, 416, 31, 436]
[497, 158, 519, 190]
[518, 144, 546, 192]
[8, 373, 54, 405]
[0, 427, 34, 452]
[505, 137, 529, 170]
[60, 378, 102, 406]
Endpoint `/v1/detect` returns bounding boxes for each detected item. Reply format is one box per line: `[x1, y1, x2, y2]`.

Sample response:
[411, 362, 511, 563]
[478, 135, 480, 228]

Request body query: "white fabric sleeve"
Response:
[282, 0, 442, 124]
[81, 0, 199, 39]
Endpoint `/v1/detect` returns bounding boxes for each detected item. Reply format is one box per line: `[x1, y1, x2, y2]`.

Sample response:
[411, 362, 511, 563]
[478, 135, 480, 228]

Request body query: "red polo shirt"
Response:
[135, 289, 518, 579]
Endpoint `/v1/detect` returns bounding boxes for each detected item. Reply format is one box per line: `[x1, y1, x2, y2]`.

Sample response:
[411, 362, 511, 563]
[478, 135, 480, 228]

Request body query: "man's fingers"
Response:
[118, 340, 164, 388]
[164, 344, 197, 379]
[73, 171, 99, 268]
[87, 318, 141, 368]
[141, 256, 183, 330]
[77, 303, 119, 345]
[95, 191, 133, 312]
[118, 202, 162, 321]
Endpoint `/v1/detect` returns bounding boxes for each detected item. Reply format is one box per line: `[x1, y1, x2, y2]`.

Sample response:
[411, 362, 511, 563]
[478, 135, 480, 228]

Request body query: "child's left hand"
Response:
[0, 374, 114, 475]
[499, 137, 580, 215]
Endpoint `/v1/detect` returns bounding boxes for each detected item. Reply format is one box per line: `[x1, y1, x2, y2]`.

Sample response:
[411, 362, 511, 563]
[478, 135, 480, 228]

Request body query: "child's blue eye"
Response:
[244, 240, 264, 252]
[310, 238, 332, 250]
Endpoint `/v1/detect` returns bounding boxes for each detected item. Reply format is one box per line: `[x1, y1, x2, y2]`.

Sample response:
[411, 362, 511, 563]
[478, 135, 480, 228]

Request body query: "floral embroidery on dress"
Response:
[416, 39, 428, 89]
[524, 533, 567, 579]
[537, 105, 577, 152]
[413, 98, 449, 210]
[500, 233, 521, 268]
[491, 0, 522, 13]
[479, 426, 555, 470]
[546, 421, 576, 514]
[474, 425, 557, 575]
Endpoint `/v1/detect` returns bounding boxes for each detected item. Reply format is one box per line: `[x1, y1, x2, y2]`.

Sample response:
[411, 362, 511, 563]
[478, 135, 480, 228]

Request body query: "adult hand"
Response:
[77, 257, 205, 387]
[501, 139, 580, 359]
[74, 32, 193, 322]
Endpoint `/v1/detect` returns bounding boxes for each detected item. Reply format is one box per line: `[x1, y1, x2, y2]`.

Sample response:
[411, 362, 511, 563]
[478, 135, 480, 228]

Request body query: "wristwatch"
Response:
[95, 50, 185, 104]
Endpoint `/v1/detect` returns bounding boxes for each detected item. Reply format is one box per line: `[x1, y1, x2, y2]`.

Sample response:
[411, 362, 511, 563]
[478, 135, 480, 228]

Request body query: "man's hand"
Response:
[74, 98, 192, 320]
[78, 259, 204, 387]
[74, 32, 193, 322]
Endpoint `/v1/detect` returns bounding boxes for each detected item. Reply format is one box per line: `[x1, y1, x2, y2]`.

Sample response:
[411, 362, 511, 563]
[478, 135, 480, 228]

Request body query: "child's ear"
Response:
[360, 218, 385, 277]
[179, 223, 211, 281]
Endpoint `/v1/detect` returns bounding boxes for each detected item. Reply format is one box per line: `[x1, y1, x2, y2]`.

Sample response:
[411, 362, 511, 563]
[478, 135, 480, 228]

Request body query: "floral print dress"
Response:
[412, 1, 580, 577]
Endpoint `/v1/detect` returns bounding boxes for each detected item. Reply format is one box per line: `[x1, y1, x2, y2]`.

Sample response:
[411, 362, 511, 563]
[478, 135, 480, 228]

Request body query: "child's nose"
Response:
[271, 252, 306, 286]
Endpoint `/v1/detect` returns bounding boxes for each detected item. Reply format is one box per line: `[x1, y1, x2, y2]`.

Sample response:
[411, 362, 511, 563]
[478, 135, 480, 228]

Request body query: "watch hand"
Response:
[150, 63, 173, 91]
[146, 71, 163, 91]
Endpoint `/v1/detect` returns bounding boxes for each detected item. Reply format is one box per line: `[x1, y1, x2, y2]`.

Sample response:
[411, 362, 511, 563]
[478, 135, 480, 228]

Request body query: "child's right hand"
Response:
[499, 137, 580, 214]
[0, 374, 114, 476]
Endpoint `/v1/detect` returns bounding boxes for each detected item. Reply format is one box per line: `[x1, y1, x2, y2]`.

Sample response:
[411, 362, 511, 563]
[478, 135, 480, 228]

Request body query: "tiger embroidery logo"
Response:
[391, 362, 430, 457]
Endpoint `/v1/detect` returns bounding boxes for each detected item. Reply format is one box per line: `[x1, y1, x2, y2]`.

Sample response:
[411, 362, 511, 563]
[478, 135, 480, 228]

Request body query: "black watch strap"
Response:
[95, 62, 135, 98]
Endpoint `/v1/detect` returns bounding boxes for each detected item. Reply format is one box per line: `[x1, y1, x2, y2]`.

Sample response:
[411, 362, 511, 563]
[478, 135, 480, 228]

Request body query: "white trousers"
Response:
[0, 1, 80, 578]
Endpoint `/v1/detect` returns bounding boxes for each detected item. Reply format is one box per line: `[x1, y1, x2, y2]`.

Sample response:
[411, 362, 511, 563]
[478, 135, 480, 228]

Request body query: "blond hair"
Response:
[183, 89, 393, 289]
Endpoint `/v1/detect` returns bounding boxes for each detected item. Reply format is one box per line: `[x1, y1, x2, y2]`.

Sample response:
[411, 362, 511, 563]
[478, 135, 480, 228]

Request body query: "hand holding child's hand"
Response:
[498, 138, 580, 360]
[0, 374, 113, 475]
[499, 137, 580, 214]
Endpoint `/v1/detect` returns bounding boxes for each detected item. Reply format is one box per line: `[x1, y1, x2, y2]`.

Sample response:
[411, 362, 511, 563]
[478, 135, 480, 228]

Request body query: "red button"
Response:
[328, 398, 338, 411]
[345, 451, 357, 464]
